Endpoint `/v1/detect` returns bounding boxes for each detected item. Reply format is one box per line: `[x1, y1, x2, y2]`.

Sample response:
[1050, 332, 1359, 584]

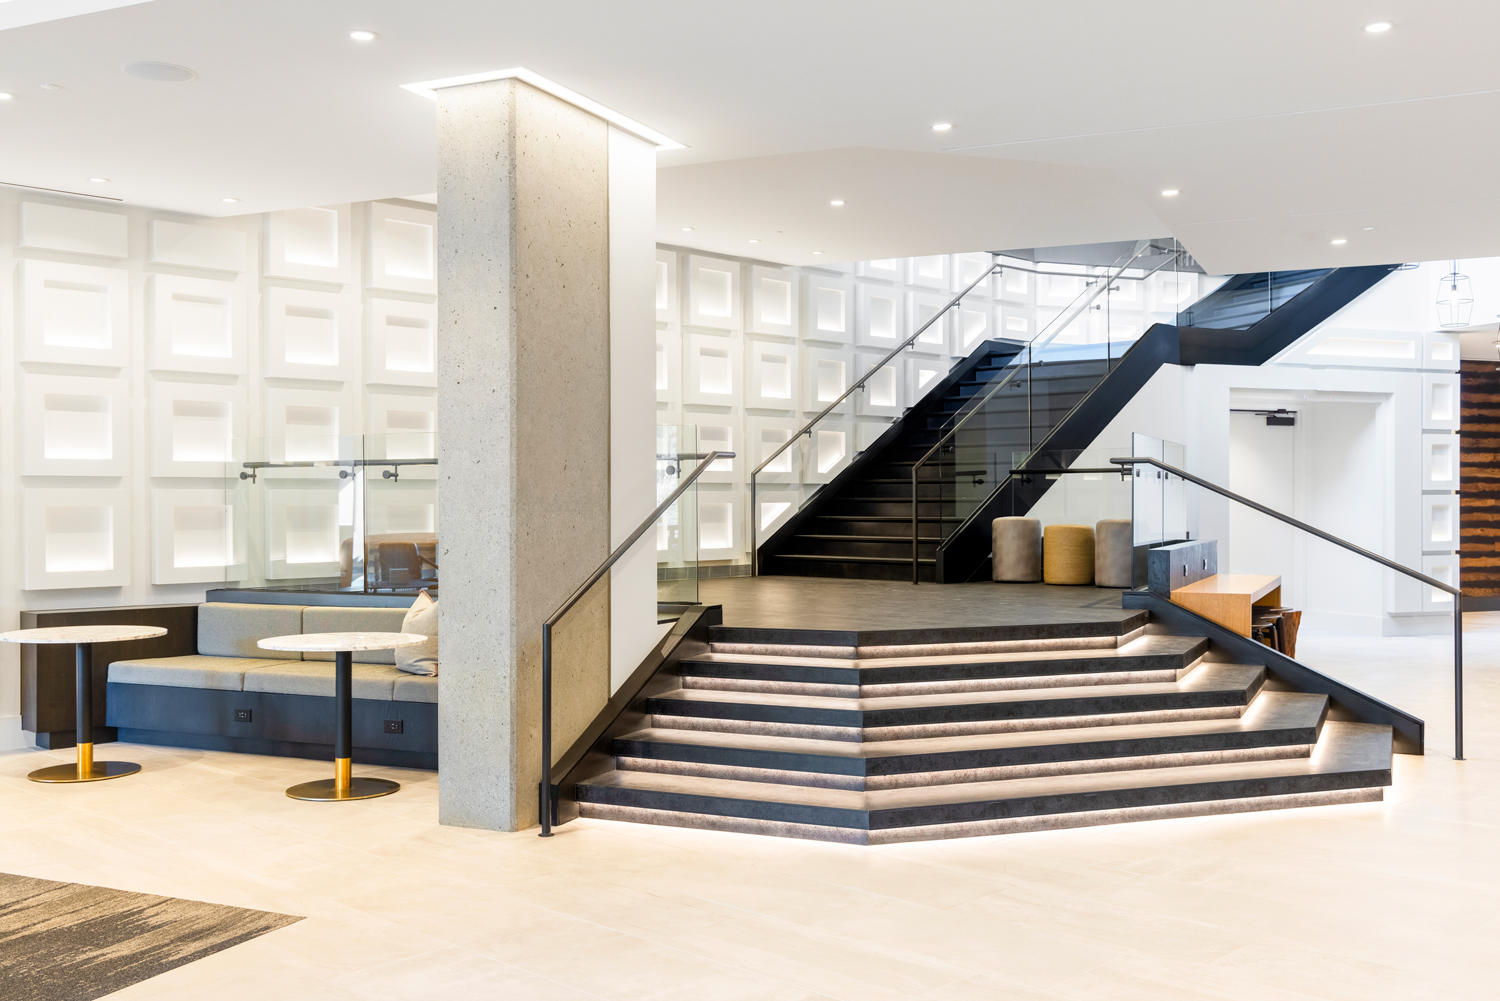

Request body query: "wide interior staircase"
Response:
[760, 339, 1106, 582]
[571, 612, 1393, 844]
[756, 262, 1397, 584]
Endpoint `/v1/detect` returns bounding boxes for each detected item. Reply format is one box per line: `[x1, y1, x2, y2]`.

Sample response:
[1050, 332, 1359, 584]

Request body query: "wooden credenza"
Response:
[1169, 574, 1282, 637]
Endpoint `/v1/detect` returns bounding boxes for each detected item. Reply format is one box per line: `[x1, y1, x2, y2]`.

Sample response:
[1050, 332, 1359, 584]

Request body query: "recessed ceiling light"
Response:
[931, 121, 953, 133]
[38, 82, 63, 92]
[122, 61, 198, 83]
[348, 29, 378, 42]
[1160, 188, 1180, 198]
[748, 238, 760, 244]
[829, 198, 845, 208]
[811, 250, 824, 256]
[1330, 237, 1348, 246]
[221, 196, 240, 204]
[89, 177, 109, 184]
[0, 92, 13, 102]
[1364, 21, 1393, 33]
[680, 226, 693, 232]
[1362, 226, 1376, 231]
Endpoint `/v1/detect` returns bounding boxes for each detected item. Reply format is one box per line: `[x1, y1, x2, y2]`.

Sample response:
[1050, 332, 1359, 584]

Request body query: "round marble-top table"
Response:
[257, 631, 427, 802]
[0, 625, 168, 783]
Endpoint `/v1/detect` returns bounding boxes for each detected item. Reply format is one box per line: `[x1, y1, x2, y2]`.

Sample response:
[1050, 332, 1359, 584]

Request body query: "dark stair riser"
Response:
[575, 765, 1389, 833]
[612, 718, 1323, 782]
[787, 537, 940, 560]
[678, 641, 1208, 688]
[758, 557, 937, 582]
[644, 678, 1263, 729]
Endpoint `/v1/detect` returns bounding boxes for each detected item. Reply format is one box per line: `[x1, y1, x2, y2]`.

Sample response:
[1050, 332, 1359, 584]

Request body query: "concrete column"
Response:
[435, 77, 634, 831]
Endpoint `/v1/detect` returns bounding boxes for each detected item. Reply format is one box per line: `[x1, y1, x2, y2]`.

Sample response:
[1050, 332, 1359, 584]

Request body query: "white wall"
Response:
[0, 190, 439, 748]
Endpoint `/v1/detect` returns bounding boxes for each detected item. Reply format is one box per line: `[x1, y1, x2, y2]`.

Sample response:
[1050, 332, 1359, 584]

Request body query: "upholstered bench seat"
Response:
[392, 675, 439, 704]
[242, 661, 405, 701]
[108, 656, 289, 691]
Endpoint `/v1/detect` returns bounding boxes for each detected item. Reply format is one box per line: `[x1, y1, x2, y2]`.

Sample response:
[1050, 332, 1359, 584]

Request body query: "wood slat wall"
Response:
[1460, 360, 1500, 598]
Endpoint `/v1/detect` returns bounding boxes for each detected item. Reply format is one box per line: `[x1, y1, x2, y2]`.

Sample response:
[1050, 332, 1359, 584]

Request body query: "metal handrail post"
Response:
[539, 449, 734, 837]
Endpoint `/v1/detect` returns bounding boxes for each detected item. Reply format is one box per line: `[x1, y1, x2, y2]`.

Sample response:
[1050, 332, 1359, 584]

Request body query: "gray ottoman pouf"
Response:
[992, 517, 1042, 582]
[1095, 518, 1133, 588]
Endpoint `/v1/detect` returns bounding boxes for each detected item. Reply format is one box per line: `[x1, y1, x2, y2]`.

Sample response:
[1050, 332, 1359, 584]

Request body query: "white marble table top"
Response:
[258, 631, 428, 653]
[0, 625, 169, 645]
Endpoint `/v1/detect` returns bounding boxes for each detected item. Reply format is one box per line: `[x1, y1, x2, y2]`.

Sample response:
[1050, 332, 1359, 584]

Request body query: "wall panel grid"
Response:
[19, 259, 130, 367]
[149, 381, 247, 478]
[23, 488, 131, 590]
[151, 489, 244, 585]
[149, 273, 246, 374]
[264, 285, 353, 380]
[22, 372, 129, 476]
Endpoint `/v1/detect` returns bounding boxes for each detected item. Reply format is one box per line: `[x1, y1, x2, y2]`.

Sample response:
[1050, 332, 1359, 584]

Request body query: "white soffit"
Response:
[400, 67, 683, 150]
[0, 0, 153, 31]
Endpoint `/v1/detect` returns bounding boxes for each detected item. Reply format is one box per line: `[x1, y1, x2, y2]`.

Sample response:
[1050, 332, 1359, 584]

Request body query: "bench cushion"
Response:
[392, 674, 438, 704]
[301, 606, 409, 665]
[199, 602, 305, 659]
[108, 656, 287, 691]
[242, 661, 400, 701]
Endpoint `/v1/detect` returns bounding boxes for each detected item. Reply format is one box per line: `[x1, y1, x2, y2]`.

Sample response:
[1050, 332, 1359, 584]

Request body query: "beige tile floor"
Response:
[2, 615, 1498, 1000]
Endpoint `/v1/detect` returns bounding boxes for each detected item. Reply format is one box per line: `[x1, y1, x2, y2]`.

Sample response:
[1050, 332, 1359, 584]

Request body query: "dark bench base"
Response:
[107, 684, 437, 770]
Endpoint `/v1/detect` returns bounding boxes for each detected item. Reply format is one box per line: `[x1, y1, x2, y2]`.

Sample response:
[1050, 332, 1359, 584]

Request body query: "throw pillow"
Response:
[397, 589, 439, 676]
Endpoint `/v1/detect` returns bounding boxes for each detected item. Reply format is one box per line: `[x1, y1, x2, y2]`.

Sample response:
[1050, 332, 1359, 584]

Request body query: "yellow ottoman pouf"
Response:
[1043, 524, 1095, 585]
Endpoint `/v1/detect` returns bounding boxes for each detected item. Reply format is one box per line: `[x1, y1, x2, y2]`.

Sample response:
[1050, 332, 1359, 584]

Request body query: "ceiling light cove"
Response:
[1160, 188, 1180, 198]
[0, 92, 13, 102]
[931, 121, 953, 133]
[400, 68, 683, 150]
[1364, 21, 1393, 33]
[89, 177, 109, 184]
[748, 238, 760, 244]
[348, 29, 379, 42]
[680, 225, 693, 232]
[221, 196, 240, 204]
[811, 250, 824, 256]
[1330, 237, 1348, 246]
[829, 198, 845, 208]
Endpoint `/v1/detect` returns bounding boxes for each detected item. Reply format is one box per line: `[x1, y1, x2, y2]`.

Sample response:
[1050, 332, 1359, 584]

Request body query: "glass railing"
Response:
[747, 257, 1005, 572]
[539, 447, 731, 835]
[909, 240, 1195, 581]
[1112, 449, 1463, 760]
[1176, 269, 1331, 330]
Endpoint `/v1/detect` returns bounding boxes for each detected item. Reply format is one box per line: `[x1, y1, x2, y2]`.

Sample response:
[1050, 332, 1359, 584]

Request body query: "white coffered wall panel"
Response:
[0, 190, 438, 741]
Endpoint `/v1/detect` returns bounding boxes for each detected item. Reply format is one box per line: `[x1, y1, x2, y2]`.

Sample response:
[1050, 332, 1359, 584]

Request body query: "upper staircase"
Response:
[757, 263, 1397, 584]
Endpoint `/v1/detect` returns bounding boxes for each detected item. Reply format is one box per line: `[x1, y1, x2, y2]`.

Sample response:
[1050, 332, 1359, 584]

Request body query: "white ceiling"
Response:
[1, 0, 1497, 271]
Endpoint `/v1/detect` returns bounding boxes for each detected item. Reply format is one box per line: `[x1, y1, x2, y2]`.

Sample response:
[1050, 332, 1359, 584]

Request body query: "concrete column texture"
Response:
[435, 77, 639, 831]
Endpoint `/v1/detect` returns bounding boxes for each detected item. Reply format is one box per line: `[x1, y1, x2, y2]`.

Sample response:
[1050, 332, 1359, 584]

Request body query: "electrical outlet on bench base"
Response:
[383, 719, 404, 735]
[233, 709, 252, 723]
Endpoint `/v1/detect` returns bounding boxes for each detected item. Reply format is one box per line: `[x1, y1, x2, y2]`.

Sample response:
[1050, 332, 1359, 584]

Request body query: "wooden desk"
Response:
[1170, 574, 1282, 637]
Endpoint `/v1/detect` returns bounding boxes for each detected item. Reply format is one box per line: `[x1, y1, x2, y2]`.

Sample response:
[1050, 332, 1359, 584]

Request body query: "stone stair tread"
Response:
[584, 721, 1390, 814]
[688, 634, 1202, 672]
[621, 691, 1328, 761]
[657, 662, 1259, 711]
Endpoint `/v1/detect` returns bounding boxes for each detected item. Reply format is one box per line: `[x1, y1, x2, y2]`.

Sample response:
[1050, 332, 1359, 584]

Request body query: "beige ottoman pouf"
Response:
[991, 517, 1042, 582]
[1094, 518, 1133, 588]
[1042, 524, 1095, 585]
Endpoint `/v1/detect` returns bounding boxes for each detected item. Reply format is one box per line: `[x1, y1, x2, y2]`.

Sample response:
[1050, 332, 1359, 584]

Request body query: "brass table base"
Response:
[285, 776, 400, 802]
[28, 760, 140, 784]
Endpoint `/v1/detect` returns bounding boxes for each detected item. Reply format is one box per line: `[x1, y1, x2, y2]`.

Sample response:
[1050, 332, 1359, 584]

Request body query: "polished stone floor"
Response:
[701, 577, 1138, 631]
[0, 611, 1496, 999]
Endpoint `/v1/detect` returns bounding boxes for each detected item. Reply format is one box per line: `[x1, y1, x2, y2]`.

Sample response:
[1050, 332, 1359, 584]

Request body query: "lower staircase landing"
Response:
[569, 601, 1394, 844]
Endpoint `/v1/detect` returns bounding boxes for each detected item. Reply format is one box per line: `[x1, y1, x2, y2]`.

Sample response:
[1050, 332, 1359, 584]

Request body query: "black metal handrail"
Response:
[907, 242, 1160, 582]
[539, 449, 734, 836]
[747, 256, 1005, 574]
[1111, 455, 1464, 760]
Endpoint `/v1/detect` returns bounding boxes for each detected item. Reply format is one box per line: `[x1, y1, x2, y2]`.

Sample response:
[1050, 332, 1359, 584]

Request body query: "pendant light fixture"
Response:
[1436, 260, 1474, 328]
